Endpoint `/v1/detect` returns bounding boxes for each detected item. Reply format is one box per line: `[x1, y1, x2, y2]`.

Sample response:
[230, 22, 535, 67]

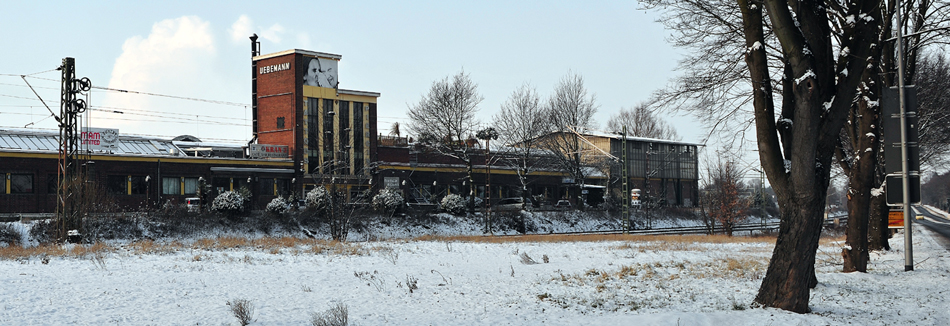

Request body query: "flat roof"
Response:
[339, 89, 381, 98]
[253, 49, 342, 62]
[582, 131, 704, 147]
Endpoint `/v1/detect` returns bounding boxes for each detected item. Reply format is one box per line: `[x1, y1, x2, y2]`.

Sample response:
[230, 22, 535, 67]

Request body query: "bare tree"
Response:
[641, 0, 949, 293]
[606, 103, 682, 141]
[492, 83, 548, 208]
[538, 72, 598, 209]
[915, 53, 950, 168]
[737, 0, 880, 312]
[407, 70, 483, 212]
[389, 122, 401, 138]
[702, 158, 750, 236]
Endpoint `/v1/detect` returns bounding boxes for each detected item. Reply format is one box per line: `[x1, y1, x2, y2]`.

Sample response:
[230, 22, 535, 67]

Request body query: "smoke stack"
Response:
[250, 33, 260, 57]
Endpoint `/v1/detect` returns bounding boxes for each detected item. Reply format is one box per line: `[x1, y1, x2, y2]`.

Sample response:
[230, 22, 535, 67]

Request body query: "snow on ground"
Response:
[1, 219, 948, 325]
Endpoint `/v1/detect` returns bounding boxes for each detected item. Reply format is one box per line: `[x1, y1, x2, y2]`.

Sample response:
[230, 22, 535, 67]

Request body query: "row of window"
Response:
[305, 97, 370, 175]
[3, 174, 292, 197]
[1, 173, 34, 194]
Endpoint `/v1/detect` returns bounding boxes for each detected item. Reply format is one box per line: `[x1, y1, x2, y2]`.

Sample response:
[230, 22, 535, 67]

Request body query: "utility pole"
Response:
[476, 127, 498, 234]
[622, 126, 629, 233]
[57, 57, 91, 242]
[895, 0, 913, 272]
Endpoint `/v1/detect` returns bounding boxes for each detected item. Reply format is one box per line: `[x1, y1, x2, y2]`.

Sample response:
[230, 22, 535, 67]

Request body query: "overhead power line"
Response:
[6, 74, 251, 107]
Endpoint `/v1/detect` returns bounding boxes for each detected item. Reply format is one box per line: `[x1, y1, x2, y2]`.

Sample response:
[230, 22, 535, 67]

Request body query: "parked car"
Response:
[493, 197, 532, 211]
[554, 199, 572, 210]
[185, 197, 201, 212]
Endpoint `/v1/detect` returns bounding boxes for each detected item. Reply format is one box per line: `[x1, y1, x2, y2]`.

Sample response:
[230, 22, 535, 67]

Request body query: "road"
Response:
[913, 205, 950, 250]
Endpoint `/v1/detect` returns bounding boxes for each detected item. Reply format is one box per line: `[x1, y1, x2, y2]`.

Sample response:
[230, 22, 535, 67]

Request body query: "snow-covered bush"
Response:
[0, 223, 20, 247]
[440, 194, 467, 215]
[266, 196, 291, 215]
[372, 189, 404, 214]
[212, 191, 246, 215]
[306, 186, 331, 212]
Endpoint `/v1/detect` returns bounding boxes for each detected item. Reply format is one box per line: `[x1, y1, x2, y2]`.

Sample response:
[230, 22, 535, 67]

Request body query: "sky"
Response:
[0, 1, 711, 146]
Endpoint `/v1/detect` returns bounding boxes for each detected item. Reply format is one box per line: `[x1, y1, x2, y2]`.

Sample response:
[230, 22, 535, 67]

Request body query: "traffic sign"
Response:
[882, 86, 919, 174]
[888, 210, 904, 228]
[885, 174, 920, 206]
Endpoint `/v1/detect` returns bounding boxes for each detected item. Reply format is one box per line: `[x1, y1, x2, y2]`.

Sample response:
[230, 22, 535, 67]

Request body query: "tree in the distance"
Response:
[606, 103, 681, 141]
[407, 70, 483, 213]
[493, 83, 549, 209]
[539, 72, 598, 210]
[701, 158, 749, 236]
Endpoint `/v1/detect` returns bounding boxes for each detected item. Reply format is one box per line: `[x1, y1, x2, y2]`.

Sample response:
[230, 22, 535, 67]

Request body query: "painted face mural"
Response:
[304, 57, 337, 88]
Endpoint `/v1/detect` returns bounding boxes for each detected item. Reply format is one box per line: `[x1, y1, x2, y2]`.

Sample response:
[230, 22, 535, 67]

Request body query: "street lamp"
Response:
[476, 127, 499, 234]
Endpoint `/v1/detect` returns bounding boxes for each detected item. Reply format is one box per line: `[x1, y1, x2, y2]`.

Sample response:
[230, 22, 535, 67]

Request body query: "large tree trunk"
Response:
[741, 0, 879, 313]
[868, 183, 892, 251]
[754, 193, 827, 312]
[842, 62, 882, 272]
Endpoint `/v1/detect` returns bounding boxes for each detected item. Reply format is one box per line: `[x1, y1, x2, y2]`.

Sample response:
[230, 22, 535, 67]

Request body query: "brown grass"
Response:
[417, 233, 778, 244]
[0, 242, 115, 261]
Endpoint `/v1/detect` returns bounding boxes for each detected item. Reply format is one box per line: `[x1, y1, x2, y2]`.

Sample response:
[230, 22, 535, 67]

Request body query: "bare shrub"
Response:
[519, 251, 537, 265]
[0, 224, 21, 247]
[227, 298, 255, 326]
[311, 303, 348, 326]
[29, 219, 58, 245]
[405, 275, 418, 293]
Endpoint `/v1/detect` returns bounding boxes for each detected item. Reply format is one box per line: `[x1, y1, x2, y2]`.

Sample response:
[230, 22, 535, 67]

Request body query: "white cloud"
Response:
[98, 16, 219, 135]
[259, 23, 286, 43]
[229, 15, 254, 43]
[296, 32, 312, 49]
[229, 15, 285, 44]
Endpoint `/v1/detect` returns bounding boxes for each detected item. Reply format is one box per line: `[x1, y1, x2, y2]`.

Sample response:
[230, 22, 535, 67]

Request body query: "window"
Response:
[260, 178, 275, 196]
[276, 178, 291, 197]
[183, 177, 199, 195]
[162, 177, 179, 195]
[107, 175, 126, 195]
[307, 98, 321, 172]
[10, 174, 33, 193]
[353, 102, 364, 172]
[130, 176, 148, 195]
[339, 101, 350, 175]
[323, 99, 334, 170]
[212, 177, 230, 195]
[0, 174, 5, 194]
[277, 117, 285, 129]
[47, 174, 58, 194]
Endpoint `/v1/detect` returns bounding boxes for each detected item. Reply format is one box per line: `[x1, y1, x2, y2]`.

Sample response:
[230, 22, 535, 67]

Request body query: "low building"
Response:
[0, 128, 294, 213]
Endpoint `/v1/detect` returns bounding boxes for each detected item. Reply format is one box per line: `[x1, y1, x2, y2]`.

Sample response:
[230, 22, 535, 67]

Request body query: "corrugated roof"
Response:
[0, 128, 185, 156]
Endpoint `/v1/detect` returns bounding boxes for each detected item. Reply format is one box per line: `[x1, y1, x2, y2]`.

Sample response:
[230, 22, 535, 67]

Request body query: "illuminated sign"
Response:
[80, 127, 119, 151]
[249, 144, 289, 158]
[260, 62, 291, 75]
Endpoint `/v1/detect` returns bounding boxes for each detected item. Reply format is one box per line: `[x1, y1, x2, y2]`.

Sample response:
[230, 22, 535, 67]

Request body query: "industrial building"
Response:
[0, 43, 700, 214]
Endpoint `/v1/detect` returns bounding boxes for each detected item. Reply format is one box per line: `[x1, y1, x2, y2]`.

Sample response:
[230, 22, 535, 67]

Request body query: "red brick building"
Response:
[251, 49, 379, 198]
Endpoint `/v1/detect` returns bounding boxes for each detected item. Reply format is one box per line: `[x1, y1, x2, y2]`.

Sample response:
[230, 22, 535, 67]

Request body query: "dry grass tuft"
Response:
[68, 242, 112, 258]
[0, 245, 63, 260]
[416, 233, 777, 245]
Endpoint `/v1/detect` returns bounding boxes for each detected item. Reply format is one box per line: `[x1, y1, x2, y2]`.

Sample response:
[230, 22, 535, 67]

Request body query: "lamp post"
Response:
[476, 127, 499, 234]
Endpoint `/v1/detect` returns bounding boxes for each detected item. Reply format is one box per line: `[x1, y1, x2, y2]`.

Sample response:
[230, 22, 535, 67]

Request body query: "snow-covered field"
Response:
[1, 220, 948, 325]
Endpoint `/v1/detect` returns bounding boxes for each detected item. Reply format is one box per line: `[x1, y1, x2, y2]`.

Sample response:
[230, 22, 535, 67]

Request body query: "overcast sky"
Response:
[0, 1, 707, 147]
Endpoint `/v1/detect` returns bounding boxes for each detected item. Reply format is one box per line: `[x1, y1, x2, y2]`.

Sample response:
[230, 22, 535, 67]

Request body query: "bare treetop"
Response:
[407, 70, 483, 143]
[493, 83, 546, 147]
[605, 103, 681, 141]
[546, 72, 598, 133]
